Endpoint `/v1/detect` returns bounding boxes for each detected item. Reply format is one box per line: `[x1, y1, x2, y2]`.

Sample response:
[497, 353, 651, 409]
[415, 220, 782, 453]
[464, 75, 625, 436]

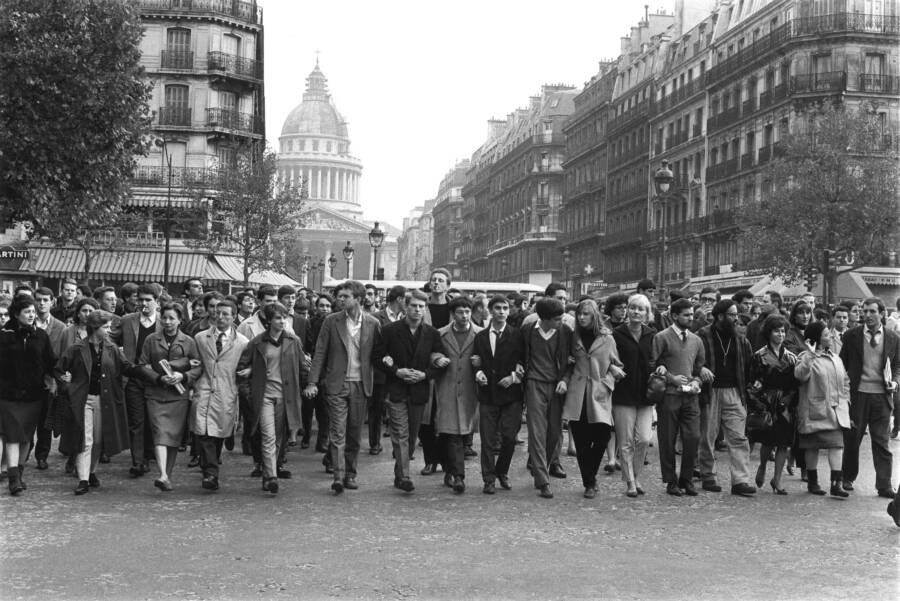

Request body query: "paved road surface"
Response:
[1, 429, 897, 600]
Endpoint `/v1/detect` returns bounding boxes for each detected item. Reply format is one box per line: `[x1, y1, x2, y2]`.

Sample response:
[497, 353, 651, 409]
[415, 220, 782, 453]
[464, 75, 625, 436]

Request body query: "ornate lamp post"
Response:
[154, 137, 174, 290]
[562, 248, 571, 295]
[316, 259, 325, 290]
[328, 254, 337, 277]
[368, 221, 385, 280]
[342, 240, 354, 279]
[500, 257, 509, 281]
[653, 160, 674, 300]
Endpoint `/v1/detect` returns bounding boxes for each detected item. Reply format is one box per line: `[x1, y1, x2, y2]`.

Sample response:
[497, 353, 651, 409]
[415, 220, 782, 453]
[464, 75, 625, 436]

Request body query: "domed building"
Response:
[277, 60, 398, 287]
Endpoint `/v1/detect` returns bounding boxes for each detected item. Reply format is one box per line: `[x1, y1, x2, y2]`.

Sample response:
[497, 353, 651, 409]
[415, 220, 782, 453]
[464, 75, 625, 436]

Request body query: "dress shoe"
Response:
[88, 473, 100, 488]
[398, 478, 414, 493]
[201, 475, 219, 490]
[263, 477, 279, 494]
[666, 482, 683, 496]
[224, 436, 235, 451]
[539, 484, 554, 499]
[702, 479, 722, 493]
[276, 468, 292, 479]
[482, 481, 496, 495]
[755, 465, 766, 488]
[7, 468, 23, 496]
[549, 464, 567, 479]
[342, 477, 359, 490]
[585, 486, 598, 499]
[420, 463, 438, 476]
[153, 478, 173, 492]
[770, 479, 788, 495]
[498, 474, 511, 490]
[443, 473, 453, 487]
[635, 485, 646, 496]
[65, 459, 75, 475]
[603, 464, 616, 474]
[250, 464, 263, 478]
[887, 501, 900, 527]
[731, 482, 757, 496]
[464, 446, 478, 458]
[36, 458, 48, 470]
[331, 480, 344, 494]
[74, 480, 90, 495]
[369, 446, 383, 455]
[680, 481, 698, 496]
[187, 456, 201, 468]
[842, 480, 854, 491]
[99, 453, 110, 464]
[452, 476, 466, 494]
[129, 464, 146, 477]
[878, 487, 897, 499]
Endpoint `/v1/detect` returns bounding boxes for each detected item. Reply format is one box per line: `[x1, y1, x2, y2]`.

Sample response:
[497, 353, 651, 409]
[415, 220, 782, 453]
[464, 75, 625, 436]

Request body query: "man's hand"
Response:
[699, 367, 715, 384]
[555, 380, 567, 395]
[59, 371, 72, 383]
[236, 367, 251, 378]
[303, 383, 318, 398]
[382, 355, 395, 368]
[303, 355, 312, 370]
[498, 375, 514, 388]
[435, 355, 451, 368]
[655, 365, 667, 376]
[609, 365, 625, 381]
[673, 374, 689, 386]
[470, 355, 482, 369]
[475, 370, 488, 386]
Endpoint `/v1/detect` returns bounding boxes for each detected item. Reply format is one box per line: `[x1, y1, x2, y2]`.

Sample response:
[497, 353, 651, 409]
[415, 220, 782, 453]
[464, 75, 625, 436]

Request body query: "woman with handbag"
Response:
[793, 321, 851, 498]
[748, 314, 798, 494]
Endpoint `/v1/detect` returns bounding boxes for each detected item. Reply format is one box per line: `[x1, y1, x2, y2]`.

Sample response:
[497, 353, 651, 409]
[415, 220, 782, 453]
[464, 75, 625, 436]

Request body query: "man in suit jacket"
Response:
[109, 283, 162, 476]
[368, 285, 406, 454]
[839, 297, 900, 497]
[373, 289, 446, 493]
[472, 295, 525, 495]
[32, 287, 66, 469]
[305, 281, 380, 494]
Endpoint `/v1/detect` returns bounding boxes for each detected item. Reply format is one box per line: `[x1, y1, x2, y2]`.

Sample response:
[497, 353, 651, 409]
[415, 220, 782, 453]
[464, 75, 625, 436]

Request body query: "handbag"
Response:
[746, 408, 774, 435]
[646, 373, 667, 404]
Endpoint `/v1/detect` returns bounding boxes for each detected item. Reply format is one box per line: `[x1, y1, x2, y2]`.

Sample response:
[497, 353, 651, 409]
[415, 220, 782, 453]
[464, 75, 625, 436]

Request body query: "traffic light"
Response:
[802, 265, 819, 291]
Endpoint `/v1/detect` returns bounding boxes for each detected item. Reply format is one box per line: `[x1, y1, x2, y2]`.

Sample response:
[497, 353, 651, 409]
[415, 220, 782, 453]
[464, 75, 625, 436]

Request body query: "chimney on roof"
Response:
[530, 95, 542, 110]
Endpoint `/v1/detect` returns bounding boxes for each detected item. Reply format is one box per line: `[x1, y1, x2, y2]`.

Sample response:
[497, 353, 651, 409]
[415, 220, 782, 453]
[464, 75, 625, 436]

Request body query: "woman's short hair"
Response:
[262, 302, 289, 324]
[159, 301, 184, 321]
[804, 320, 828, 346]
[604, 293, 629, 316]
[72, 298, 100, 325]
[761, 314, 790, 342]
[627, 293, 652, 313]
[10, 295, 35, 317]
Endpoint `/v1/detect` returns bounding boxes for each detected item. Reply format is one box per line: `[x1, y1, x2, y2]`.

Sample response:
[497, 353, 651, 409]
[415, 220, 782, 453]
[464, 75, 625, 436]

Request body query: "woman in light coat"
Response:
[432, 296, 482, 492]
[564, 299, 625, 498]
[794, 320, 851, 498]
[191, 300, 248, 491]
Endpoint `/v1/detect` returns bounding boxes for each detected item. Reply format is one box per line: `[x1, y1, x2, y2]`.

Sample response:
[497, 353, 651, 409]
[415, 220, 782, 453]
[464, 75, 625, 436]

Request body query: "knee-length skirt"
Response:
[0, 400, 44, 444]
[147, 398, 189, 447]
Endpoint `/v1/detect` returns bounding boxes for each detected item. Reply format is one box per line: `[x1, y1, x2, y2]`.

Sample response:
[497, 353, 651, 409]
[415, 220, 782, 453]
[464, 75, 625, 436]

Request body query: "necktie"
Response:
[492, 330, 502, 338]
[869, 330, 878, 348]
[681, 330, 687, 342]
[216, 332, 224, 354]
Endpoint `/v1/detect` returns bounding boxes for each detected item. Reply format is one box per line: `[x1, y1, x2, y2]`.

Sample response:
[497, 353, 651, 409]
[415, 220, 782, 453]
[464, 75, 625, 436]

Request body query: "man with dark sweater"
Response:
[650, 298, 709, 496]
[840, 297, 900, 498]
[523, 298, 573, 499]
[696, 299, 756, 496]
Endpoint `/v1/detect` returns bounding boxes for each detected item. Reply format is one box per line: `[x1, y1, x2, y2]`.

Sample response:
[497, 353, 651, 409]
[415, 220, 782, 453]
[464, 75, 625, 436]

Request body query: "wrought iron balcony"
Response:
[791, 71, 847, 94]
[206, 108, 264, 135]
[160, 50, 194, 70]
[131, 165, 223, 188]
[136, 0, 261, 25]
[858, 74, 900, 93]
[157, 106, 191, 127]
[208, 51, 263, 80]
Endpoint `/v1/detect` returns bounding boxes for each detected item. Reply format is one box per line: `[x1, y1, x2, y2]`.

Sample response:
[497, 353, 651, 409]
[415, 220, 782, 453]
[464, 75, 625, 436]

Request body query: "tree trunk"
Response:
[80, 242, 92, 289]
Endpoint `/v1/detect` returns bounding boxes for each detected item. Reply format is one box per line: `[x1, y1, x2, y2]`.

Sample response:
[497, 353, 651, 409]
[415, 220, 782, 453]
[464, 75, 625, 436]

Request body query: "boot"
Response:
[7, 466, 23, 496]
[830, 470, 849, 498]
[807, 469, 825, 495]
[18, 464, 26, 490]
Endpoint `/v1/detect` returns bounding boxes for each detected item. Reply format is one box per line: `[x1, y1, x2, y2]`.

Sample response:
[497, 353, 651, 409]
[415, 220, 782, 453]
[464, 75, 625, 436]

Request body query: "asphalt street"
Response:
[1, 427, 897, 601]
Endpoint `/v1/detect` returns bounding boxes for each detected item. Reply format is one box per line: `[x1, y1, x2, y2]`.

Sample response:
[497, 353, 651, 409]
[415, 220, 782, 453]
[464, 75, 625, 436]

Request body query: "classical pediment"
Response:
[297, 207, 377, 233]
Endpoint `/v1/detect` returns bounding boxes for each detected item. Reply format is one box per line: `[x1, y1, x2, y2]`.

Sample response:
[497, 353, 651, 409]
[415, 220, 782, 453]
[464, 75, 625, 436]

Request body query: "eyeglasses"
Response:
[700, 296, 717, 302]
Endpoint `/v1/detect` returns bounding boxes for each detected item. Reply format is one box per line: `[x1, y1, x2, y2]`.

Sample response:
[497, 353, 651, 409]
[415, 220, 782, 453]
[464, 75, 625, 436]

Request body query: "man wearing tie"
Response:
[839, 297, 900, 498]
[191, 301, 248, 491]
[472, 295, 525, 495]
[828, 304, 850, 356]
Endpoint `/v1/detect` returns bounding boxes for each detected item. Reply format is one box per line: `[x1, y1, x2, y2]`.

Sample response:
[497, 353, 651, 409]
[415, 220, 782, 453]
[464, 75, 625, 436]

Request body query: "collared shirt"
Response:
[865, 326, 884, 347]
[534, 320, 557, 341]
[345, 311, 363, 381]
[386, 306, 403, 323]
[672, 324, 689, 342]
[140, 312, 157, 329]
[489, 323, 507, 356]
[34, 314, 51, 331]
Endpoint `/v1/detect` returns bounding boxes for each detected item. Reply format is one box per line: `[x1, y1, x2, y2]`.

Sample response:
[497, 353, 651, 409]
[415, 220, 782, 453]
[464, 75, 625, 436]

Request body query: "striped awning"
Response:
[213, 255, 300, 287]
[31, 246, 230, 282]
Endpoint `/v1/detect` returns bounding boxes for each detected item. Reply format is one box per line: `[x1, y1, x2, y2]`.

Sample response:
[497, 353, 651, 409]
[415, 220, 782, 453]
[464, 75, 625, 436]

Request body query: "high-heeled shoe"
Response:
[755, 465, 766, 488]
[769, 479, 787, 495]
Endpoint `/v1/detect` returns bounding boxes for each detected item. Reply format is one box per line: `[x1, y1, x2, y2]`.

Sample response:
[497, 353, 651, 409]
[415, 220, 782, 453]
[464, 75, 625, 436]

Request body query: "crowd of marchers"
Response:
[1, 271, 899, 526]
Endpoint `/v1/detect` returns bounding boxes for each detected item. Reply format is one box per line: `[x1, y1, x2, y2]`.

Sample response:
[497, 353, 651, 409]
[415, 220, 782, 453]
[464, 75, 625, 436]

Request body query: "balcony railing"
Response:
[742, 98, 756, 114]
[131, 165, 224, 188]
[791, 71, 847, 93]
[208, 51, 262, 80]
[759, 89, 772, 109]
[160, 50, 194, 69]
[136, 0, 261, 25]
[158, 106, 192, 127]
[206, 107, 263, 134]
[858, 73, 900, 93]
[740, 153, 755, 171]
[692, 122, 702, 139]
[603, 227, 644, 247]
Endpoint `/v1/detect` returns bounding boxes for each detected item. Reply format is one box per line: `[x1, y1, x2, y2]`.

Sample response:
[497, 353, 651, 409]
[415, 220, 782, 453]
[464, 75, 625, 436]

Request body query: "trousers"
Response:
[479, 401, 522, 483]
[525, 380, 563, 487]
[657, 393, 700, 485]
[75, 394, 102, 481]
[326, 382, 367, 482]
[698, 387, 752, 485]
[842, 391, 893, 490]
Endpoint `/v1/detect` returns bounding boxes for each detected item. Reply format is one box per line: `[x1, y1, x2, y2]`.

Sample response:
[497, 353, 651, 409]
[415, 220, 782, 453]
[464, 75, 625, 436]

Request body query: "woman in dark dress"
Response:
[139, 302, 201, 492]
[0, 296, 57, 495]
[748, 314, 799, 494]
[782, 301, 813, 477]
[56, 311, 137, 495]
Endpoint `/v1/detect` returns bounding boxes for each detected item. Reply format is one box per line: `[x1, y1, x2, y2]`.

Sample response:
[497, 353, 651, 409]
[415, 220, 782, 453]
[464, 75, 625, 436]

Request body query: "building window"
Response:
[326, 141, 332, 153]
[164, 28, 191, 69]
[312, 140, 319, 152]
[219, 91, 237, 112]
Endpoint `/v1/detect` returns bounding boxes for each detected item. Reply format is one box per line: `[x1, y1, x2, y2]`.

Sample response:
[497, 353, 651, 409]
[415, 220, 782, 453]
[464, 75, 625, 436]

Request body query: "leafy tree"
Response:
[0, 0, 152, 282]
[192, 142, 305, 287]
[738, 102, 900, 303]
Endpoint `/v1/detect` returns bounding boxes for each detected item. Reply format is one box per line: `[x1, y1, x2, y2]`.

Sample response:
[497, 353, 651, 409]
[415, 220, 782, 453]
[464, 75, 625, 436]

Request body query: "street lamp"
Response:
[342, 240, 354, 278]
[316, 259, 325, 290]
[500, 257, 509, 282]
[368, 221, 385, 280]
[562, 248, 571, 295]
[155, 137, 174, 290]
[653, 159, 674, 300]
[327, 254, 337, 277]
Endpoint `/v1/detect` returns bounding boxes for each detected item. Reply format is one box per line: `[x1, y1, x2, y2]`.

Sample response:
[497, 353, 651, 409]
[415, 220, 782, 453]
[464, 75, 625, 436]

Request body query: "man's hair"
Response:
[430, 267, 452, 284]
[73, 298, 100, 324]
[316, 293, 334, 307]
[93, 286, 115, 301]
[506, 292, 526, 307]
[336, 280, 366, 300]
[364, 283, 378, 292]
[861, 297, 885, 314]
[34, 286, 54, 299]
[277, 285, 296, 299]
[77, 285, 92, 298]
[14, 284, 34, 295]
[61, 278, 78, 288]
[712, 298, 737, 319]
[137, 283, 159, 299]
[386, 285, 407, 304]
[732, 289, 754, 304]
[202, 290, 225, 310]
[182, 278, 202, 293]
[406, 289, 428, 305]
[544, 282, 566, 297]
[256, 285, 277, 301]
[236, 290, 254, 305]
[119, 282, 139, 299]
[488, 294, 509, 309]
[216, 300, 237, 316]
[700, 286, 720, 300]
[765, 290, 783, 308]
[636, 278, 655, 291]
[448, 296, 473, 312]
[669, 289, 688, 302]
[295, 299, 310, 312]
[804, 320, 828, 346]
[535, 297, 565, 320]
[670, 298, 694, 316]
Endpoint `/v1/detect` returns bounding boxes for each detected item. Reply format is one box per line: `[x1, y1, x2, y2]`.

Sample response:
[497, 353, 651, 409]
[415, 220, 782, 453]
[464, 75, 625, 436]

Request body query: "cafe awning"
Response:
[30, 246, 231, 282]
[213, 255, 300, 287]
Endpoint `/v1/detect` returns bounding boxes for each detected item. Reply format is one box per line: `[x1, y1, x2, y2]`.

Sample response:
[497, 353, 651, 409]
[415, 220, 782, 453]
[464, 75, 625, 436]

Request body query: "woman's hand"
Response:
[609, 365, 625, 381]
[59, 371, 72, 383]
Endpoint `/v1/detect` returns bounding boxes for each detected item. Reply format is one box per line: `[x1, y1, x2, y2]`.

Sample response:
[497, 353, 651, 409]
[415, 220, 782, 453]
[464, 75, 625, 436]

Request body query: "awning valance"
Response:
[30, 246, 229, 282]
[213, 255, 300, 287]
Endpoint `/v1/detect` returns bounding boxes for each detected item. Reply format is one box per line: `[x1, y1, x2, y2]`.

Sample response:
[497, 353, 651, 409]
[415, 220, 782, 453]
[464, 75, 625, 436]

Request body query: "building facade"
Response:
[459, 85, 577, 287]
[431, 160, 470, 280]
[396, 201, 434, 281]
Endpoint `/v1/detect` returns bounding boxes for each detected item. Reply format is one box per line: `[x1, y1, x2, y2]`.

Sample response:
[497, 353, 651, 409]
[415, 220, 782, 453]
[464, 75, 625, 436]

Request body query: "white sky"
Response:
[262, 0, 653, 230]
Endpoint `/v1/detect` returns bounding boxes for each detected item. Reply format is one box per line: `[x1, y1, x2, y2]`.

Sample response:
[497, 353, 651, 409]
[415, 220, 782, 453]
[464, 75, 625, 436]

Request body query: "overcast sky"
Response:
[262, 0, 655, 230]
